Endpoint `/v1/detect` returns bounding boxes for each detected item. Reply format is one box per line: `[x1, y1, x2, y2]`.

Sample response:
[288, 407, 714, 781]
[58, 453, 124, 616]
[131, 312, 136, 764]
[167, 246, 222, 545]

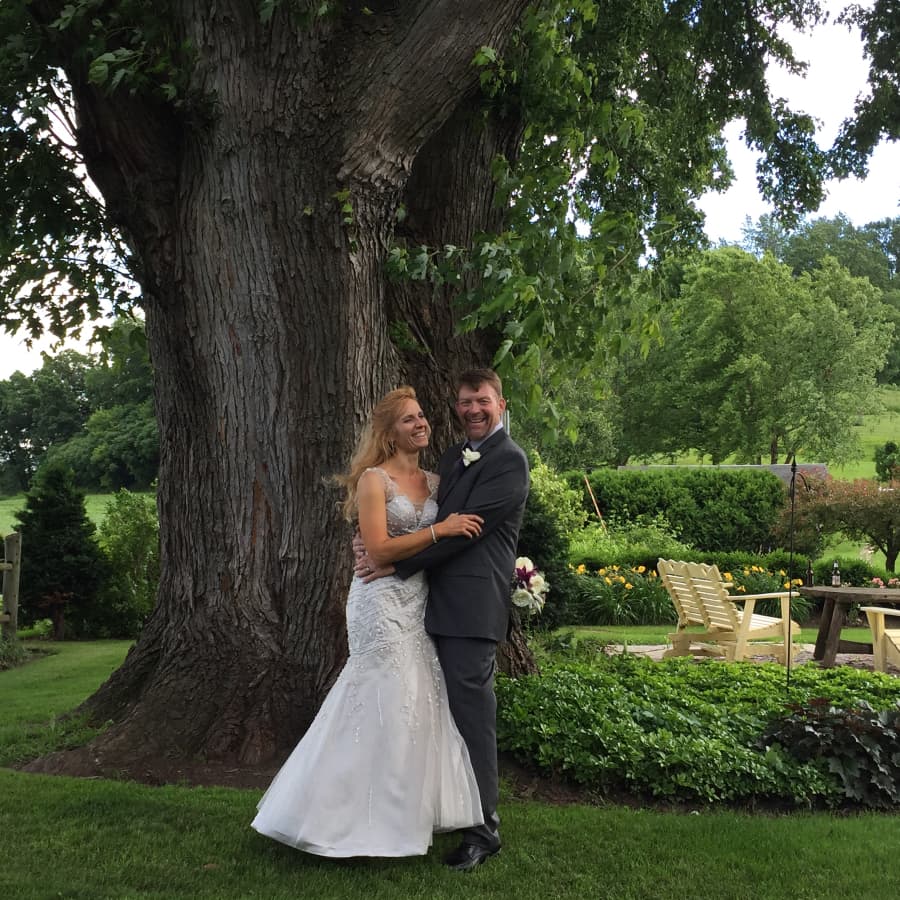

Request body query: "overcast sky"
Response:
[2, 2, 898, 381]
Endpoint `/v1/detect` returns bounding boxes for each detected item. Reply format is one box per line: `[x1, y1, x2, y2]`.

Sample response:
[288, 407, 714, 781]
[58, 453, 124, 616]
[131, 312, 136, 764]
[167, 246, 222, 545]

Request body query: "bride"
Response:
[252, 386, 485, 857]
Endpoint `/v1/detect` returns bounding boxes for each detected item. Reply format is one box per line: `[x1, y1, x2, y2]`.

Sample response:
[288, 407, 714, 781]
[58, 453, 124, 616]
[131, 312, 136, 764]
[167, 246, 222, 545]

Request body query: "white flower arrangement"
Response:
[461, 447, 481, 467]
[511, 556, 549, 614]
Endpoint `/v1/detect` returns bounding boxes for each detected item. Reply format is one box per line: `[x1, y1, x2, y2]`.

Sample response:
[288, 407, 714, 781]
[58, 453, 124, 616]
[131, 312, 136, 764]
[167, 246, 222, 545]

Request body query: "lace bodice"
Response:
[363, 467, 440, 536]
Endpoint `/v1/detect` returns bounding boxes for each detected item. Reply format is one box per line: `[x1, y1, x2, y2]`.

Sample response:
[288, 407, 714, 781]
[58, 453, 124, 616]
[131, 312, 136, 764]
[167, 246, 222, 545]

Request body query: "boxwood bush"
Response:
[571, 468, 786, 553]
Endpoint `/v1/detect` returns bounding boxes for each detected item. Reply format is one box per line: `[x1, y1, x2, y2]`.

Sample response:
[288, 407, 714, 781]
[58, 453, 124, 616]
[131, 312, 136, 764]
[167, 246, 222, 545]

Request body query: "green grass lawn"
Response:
[831, 384, 900, 481]
[557, 623, 871, 646]
[0, 641, 133, 767]
[649, 384, 900, 481]
[5, 641, 900, 898]
[0, 492, 142, 534]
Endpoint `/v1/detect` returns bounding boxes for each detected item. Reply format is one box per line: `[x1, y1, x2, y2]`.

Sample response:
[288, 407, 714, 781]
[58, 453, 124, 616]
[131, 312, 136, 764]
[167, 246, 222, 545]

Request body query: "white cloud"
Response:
[0, 328, 96, 380]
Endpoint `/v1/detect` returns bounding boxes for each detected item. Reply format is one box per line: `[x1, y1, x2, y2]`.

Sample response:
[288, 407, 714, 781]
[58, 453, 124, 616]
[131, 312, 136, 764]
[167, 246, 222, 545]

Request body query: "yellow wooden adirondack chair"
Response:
[861, 606, 900, 672]
[657, 558, 723, 658]
[685, 561, 800, 664]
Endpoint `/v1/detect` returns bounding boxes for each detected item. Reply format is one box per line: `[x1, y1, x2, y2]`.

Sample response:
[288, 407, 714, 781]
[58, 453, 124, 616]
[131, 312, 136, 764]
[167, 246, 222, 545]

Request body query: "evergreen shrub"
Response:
[15, 463, 107, 638]
[813, 557, 878, 587]
[573, 468, 786, 553]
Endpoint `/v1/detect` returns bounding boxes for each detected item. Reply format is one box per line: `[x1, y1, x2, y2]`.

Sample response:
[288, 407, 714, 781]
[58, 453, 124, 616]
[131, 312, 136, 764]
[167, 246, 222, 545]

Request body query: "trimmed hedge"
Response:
[571, 467, 786, 553]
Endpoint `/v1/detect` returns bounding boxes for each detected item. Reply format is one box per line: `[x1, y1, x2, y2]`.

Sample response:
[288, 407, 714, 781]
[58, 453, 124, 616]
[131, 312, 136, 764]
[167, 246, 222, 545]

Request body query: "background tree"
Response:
[792, 478, 900, 574]
[742, 214, 900, 383]
[14, 462, 107, 638]
[0, 318, 157, 492]
[874, 441, 900, 484]
[0, 351, 93, 490]
[0, 1, 884, 777]
[615, 248, 892, 464]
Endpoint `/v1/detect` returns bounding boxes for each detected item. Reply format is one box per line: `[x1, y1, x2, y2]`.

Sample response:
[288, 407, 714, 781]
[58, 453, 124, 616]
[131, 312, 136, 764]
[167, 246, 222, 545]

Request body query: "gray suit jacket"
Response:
[394, 428, 529, 641]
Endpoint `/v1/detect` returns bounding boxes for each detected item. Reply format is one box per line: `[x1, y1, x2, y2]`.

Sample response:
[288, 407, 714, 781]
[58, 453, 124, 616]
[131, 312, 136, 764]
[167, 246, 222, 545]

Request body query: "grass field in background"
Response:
[0, 492, 151, 535]
[831, 384, 900, 481]
[4, 641, 900, 899]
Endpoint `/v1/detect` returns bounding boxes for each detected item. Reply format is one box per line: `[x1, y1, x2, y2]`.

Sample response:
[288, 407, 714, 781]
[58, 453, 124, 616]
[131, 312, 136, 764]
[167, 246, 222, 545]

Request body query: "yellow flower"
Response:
[604, 577, 612, 585]
[637, 565, 646, 573]
[783, 582, 791, 589]
[723, 572, 733, 580]
[598, 568, 607, 575]
[779, 569, 786, 576]
[576, 564, 586, 575]
[743, 568, 750, 575]
[625, 582, 633, 589]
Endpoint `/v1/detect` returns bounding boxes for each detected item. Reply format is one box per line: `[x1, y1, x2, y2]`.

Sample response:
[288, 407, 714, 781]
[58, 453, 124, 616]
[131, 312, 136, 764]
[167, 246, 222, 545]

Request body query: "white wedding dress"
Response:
[252, 467, 483, 857]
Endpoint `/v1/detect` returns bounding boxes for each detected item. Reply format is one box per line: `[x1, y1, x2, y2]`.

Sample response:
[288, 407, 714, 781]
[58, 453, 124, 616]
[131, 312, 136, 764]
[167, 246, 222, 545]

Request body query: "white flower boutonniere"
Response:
[461, 447, 481, 467]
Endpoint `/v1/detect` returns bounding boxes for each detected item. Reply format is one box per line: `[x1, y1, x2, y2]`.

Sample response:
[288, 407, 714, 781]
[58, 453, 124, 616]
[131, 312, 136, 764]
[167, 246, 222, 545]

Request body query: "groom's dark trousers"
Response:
[393, 428, 529, 848]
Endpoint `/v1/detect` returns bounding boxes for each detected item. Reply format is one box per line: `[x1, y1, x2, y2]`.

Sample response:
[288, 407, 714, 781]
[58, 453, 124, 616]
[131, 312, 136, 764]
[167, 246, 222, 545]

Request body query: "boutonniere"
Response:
[461, 447, 481, 467]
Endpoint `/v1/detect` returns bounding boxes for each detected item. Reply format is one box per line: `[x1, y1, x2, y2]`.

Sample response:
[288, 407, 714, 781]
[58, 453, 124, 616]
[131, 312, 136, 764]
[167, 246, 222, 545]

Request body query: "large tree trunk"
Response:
[27, 0, 533, 780]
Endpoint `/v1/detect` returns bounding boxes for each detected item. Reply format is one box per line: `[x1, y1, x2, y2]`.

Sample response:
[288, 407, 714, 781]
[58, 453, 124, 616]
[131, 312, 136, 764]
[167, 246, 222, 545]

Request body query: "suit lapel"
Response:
[440, 430, 508, 503]
[439, 441, 466, 502]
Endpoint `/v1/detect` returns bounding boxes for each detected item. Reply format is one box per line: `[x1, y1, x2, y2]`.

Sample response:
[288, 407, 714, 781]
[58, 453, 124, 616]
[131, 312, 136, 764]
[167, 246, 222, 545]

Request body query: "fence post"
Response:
[1, 532, 21, 640]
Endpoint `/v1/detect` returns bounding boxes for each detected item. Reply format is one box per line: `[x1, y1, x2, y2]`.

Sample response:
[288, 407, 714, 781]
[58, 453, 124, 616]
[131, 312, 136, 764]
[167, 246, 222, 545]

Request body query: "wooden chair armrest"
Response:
[738, 591, 792, 600]
[861, 606, 900, 618]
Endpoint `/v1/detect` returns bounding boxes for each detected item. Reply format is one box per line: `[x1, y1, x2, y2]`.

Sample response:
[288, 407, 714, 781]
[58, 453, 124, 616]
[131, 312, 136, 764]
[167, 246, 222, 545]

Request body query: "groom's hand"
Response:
[354, 549, 393, 582]
[352, 530, 366, 562]
[362, 563, 395, 583]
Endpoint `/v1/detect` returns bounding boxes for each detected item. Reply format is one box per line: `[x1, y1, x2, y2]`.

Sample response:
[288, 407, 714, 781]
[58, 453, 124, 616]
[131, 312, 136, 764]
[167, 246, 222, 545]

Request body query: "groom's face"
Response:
[455, 382, 506, 443]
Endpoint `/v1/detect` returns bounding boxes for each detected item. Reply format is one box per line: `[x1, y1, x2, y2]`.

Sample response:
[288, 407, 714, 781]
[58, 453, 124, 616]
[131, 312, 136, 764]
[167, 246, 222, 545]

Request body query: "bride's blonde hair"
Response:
[337, 386, 424, 521]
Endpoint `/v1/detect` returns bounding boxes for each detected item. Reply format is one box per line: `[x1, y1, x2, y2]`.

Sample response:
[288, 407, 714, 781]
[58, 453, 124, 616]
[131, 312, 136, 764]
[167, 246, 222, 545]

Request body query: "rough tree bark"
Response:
[25, 0, 534, 780]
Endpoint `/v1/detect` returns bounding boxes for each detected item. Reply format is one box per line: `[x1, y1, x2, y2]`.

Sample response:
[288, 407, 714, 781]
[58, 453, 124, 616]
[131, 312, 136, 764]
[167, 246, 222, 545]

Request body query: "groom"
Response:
[361, 368, 529, 870]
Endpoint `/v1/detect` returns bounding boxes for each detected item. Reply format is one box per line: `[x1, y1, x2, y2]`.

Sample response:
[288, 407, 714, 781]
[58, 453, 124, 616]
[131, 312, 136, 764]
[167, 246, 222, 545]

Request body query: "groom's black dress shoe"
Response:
[443, 841, 501, 872]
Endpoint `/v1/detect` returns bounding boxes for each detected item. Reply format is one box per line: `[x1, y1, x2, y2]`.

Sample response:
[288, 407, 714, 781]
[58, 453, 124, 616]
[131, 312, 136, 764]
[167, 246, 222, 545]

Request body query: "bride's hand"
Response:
[436, 512, 483, 539]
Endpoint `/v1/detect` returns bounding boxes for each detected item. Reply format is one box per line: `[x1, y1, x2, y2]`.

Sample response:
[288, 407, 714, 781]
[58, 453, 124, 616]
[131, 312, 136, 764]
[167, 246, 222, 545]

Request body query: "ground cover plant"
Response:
[497, 646, 900, 808]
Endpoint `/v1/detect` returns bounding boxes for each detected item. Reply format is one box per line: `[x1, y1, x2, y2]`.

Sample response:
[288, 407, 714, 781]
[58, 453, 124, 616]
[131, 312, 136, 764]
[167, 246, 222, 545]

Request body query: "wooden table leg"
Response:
[821, 601, 847, 667]
[813, 596, 835, 661]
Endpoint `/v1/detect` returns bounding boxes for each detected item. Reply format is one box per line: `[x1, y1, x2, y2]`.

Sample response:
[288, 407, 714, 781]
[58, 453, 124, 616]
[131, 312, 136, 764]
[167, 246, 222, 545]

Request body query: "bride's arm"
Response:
[357, 470, 482, 567]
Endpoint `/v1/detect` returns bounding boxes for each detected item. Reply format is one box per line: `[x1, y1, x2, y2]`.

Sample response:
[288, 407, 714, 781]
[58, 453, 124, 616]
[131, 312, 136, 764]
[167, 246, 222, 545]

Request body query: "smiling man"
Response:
[391, 368, 530, 871]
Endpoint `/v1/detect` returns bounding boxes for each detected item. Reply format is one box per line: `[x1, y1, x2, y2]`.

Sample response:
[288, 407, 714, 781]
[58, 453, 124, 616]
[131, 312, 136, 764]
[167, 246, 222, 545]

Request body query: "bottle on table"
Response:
[805, 559, 814, 587]
[831, 560, 841, 587]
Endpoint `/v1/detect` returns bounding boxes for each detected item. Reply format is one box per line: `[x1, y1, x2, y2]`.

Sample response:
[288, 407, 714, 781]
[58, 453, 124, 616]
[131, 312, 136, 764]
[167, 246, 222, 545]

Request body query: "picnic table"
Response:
[797, 584, 900, 667]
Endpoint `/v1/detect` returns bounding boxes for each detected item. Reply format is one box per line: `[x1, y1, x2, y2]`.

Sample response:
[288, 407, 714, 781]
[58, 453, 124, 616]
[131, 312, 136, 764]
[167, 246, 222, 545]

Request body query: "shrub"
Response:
[17, 618, 53, 640]
[91, 489, 160, 637]
[0, 634, 27, 670]
[721, 565, 812, 620]
[574, 468, 786, 552]
[15, 462, 107, 638]
[813, 557, 878, 587]
[497, 652, 900, 807]
[529, 455, 588, 535]
[517, 477, 580, 631]
[568, 565, 675, 625]
[760, 701, 900, 809]
[568, 516, 693, 572]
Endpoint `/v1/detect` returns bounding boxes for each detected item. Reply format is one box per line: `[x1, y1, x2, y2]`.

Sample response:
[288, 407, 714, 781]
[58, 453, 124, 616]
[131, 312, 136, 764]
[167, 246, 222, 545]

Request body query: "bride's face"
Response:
[392, 399, 431, 454]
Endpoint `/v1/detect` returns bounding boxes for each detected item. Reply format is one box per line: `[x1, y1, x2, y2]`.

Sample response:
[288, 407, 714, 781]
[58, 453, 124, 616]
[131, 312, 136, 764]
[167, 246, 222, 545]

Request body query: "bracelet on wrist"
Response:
[430, 525, 438, 544]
